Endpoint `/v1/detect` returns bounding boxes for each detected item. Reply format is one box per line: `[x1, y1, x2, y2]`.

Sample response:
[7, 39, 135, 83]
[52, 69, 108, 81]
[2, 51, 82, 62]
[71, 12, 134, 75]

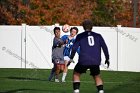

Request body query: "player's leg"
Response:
[90, 65, 104, 93]
[48, 67, 55, 81]
[62, 56, 70, 82]
[55, 64, 60, 82]
[60, 64, 64, 73]
[94, 75, 104, 93]
[48, 63, 56, 81]
[62, 60, 68, 82]
[73, 71, 81, 93]
[73, 63, 86, 93]
[60, 64, 65, 82]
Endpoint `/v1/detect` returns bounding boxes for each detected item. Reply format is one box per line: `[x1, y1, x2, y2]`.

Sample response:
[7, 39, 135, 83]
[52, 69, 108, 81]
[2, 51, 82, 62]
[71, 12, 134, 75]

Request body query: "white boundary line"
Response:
[66, 81, 123, 84]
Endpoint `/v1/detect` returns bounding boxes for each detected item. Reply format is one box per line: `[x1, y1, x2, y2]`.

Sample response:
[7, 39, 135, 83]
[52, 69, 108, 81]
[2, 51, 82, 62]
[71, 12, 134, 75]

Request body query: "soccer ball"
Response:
[62, 24, 70, 33]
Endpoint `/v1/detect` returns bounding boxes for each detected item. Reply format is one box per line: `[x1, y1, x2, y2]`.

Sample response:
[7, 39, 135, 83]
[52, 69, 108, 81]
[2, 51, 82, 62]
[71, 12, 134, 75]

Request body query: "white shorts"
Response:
[64, 56, 70, 62]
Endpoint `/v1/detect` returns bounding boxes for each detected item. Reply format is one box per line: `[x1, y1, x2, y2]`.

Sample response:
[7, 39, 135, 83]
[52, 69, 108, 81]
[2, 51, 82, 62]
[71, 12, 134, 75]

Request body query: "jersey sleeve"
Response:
[70, 35, 80, 59]
[61, 35, 68, 43]
[53, 38, 57, 47]
[76, 47, 80, 55]
[99, 34, 109, 60]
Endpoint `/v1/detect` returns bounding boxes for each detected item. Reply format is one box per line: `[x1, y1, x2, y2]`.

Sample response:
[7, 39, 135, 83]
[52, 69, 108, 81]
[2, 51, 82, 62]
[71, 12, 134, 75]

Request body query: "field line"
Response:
[66, 81, 123, 84]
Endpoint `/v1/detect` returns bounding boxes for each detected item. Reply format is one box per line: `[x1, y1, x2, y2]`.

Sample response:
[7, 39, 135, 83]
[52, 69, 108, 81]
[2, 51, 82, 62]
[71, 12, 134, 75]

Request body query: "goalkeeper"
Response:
[70, 19, 110, 93]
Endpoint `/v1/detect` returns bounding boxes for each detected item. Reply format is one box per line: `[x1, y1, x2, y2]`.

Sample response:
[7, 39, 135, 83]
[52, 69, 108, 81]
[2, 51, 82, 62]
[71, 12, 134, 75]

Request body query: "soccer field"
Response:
[0, 68, 140, 93]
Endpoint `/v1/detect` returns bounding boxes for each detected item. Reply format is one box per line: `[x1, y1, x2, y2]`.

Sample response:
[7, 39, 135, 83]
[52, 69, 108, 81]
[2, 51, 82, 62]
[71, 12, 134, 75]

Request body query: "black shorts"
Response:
[74, 63, 100, 76]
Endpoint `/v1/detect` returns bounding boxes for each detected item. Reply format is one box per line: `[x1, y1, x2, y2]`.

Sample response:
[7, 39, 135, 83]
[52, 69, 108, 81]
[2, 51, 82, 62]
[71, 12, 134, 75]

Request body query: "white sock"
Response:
[99, 90, 104, 93]
[74, 89, 79, 93]
[62, 73, 67, 81]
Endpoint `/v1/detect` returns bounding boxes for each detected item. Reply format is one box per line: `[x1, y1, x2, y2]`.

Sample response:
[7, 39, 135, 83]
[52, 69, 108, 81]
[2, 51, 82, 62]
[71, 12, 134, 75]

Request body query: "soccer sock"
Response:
[96, 85, 103, 92]
[74, 89, 79, 93]
[62, 73, 67, 81]
[73, 82, 80, 91]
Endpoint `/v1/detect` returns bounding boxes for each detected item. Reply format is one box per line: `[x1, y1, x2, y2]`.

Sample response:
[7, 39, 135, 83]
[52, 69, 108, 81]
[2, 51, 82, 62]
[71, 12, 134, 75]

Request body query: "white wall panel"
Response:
[0, 25, 140, 72]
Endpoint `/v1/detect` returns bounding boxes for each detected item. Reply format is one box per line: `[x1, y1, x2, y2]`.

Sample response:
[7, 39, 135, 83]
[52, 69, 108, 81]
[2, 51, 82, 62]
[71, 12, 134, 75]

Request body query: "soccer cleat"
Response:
[62, 80, 66, 82]
[99, 90, 104, 93]
[55, 79, 60, 82]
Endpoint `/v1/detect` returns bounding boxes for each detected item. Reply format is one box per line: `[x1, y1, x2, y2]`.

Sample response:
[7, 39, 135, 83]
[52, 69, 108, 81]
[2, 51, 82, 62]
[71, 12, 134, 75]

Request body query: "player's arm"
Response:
[99, 35, 110, 68]
[67, 39, 80, 66]
[76, 47, 80, 55]
[70, 35, 80, 60]
[53, 38, 64, 48]
[61, 35, 68, 44]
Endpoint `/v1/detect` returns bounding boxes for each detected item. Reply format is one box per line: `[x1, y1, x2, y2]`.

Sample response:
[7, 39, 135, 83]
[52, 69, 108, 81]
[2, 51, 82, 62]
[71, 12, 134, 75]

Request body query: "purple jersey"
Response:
[70, 31, 109, 65]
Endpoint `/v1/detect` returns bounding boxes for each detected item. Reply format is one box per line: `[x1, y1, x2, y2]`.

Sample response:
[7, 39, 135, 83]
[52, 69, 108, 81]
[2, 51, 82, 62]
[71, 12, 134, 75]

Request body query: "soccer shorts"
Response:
[64, 56, 70, 62]
[74, 63, 100, 76]
[54, 58, 64, 65]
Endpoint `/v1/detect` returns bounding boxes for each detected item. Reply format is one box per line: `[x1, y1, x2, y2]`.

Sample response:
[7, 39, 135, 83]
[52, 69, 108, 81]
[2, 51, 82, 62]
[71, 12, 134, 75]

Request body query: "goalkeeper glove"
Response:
[105, 60, 110, 68]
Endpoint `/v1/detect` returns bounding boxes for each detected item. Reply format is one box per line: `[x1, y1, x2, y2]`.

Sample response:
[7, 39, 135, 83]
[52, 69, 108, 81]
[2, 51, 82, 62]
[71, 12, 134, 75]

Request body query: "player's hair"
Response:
[70, 27, 79, 34]
[82, 19, 93, 30]
[53, 27, 60, 34]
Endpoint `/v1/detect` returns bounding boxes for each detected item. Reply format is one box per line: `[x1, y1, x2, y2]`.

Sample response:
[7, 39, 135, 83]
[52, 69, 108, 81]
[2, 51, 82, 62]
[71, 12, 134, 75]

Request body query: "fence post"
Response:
[117, 25, 122, 71]
[21, 23, 27, 68]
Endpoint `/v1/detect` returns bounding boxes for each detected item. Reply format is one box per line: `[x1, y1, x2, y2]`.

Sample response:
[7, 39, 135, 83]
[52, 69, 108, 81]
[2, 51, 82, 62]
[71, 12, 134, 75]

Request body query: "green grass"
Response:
[0, 68, 140, 93]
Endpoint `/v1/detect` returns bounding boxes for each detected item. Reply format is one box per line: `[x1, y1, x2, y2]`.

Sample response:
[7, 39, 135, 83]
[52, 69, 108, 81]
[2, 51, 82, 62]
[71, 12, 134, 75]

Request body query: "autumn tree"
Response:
[0, 0, 139, 27]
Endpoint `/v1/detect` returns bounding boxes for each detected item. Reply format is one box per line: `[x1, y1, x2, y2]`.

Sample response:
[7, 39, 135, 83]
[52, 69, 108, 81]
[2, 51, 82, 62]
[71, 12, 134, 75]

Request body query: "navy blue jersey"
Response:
[70, 31, 109, 65]
[61, 35, 76, 57]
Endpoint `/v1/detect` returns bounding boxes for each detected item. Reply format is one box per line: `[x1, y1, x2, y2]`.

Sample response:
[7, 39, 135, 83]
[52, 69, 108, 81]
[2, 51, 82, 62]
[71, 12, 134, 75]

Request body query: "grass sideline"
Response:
[0, 68, 140, 93]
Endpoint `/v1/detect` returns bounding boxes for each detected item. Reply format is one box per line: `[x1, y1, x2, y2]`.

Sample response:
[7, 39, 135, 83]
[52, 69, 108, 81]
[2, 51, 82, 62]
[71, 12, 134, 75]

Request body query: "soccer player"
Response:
[49, 27, 65, 82]
[70, 19, 110, 93]
[61, 27, 79, 82]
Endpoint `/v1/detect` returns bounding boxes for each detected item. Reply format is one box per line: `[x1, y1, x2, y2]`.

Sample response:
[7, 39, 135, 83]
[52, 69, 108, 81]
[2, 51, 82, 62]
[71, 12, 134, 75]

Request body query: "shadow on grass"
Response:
[1, 89, 70, 93]
[1, 89, 46, 93]
[6, 76, 47, 81]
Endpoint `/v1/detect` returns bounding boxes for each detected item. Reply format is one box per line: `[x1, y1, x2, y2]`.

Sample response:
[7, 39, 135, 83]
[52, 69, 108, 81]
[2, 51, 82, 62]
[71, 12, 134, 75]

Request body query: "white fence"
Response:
[0, 24, 140, 72]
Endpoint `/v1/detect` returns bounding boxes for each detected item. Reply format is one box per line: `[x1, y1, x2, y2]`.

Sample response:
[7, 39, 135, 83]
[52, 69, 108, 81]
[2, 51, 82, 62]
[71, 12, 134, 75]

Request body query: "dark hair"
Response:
[82, 19, 93, 30]
[70, 27, 78, 34]
[53, 27, 60, 34]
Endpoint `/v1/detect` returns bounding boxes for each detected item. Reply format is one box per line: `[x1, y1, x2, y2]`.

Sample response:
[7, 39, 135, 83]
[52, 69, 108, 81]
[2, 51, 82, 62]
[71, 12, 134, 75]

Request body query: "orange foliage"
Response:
[0, 0, 140, 27]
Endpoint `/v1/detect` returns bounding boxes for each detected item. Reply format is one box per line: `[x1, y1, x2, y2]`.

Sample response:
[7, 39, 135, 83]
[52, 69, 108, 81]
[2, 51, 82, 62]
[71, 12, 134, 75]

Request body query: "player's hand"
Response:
[65, 40, 68, 44]
[69, 59, 75, 63]
[57, 41, 64, 47]
[105, 60, 110, 68]
[67, 59, 75, 67]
